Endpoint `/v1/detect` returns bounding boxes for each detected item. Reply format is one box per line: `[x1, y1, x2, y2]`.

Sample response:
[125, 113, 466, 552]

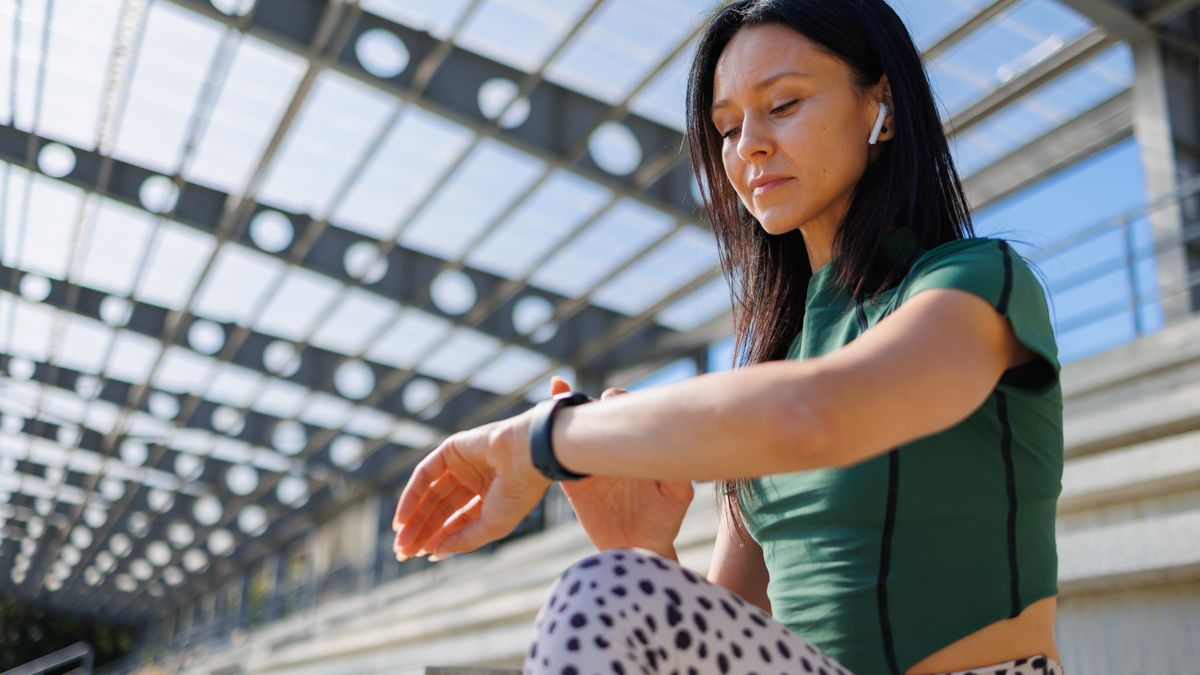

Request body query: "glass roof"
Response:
[0, 0, 1152, 624]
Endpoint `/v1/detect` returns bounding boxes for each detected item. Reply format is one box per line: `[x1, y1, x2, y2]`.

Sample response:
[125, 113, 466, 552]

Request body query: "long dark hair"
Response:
[685, 0, 975, 538]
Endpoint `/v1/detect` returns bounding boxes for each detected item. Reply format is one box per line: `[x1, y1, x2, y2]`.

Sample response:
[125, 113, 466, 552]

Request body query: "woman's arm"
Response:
[394, 288, 1032, 558]
[553, 287, 1027, 478]
[709, 504, 772, 614]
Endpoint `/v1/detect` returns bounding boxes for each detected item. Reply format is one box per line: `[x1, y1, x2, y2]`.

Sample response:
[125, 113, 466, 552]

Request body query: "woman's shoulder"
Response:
[904, 235, 1041, 288]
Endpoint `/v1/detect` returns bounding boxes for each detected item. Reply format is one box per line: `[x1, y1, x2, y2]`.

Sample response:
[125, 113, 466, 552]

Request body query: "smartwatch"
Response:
[530, 391, 595, 481]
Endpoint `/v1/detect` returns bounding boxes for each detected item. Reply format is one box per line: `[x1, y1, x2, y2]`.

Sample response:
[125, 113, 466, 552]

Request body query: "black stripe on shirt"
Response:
[857, 298, 901, 674]
[996, 242, 1022, 617]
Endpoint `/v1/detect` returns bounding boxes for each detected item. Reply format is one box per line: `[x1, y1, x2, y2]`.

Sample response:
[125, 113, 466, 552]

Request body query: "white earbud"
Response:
[868, 102, 889, 145]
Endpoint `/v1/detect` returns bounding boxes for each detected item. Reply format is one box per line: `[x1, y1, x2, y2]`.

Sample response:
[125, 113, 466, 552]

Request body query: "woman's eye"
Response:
[771, 99, 799, 114]
[720, 127, 740, 140]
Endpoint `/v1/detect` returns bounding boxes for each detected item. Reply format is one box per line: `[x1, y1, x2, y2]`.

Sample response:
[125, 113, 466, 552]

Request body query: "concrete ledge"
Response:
[1060, 429, 1200, 513]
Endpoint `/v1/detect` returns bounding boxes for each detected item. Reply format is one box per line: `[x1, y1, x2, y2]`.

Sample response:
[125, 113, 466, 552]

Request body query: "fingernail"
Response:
[428, 553, 453, 562]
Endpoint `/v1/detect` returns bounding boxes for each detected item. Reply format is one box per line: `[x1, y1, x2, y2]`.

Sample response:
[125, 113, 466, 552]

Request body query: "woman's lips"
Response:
[752, 177, 792, 194]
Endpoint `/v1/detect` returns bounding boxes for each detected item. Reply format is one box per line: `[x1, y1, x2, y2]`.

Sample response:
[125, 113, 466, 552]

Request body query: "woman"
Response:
[392, 1, 1065, 673]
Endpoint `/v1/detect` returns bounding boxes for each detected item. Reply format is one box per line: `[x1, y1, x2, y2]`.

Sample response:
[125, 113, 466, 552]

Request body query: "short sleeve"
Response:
[899, 238, 1060, 395]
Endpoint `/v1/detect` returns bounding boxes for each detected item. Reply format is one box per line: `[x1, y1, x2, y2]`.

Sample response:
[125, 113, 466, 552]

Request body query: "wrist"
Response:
[530, 392, 593, 481]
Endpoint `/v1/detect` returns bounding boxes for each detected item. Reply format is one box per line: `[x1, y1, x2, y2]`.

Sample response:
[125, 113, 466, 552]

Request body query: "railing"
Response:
[1024, 173, 1200, 362]
[1, 642, 94, 675]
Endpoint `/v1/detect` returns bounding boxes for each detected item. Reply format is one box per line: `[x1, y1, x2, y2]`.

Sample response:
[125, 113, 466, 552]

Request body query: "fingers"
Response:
[422, 496, 484, 557]
[394, 444, 451, 527]
[394, 476, 477, 557]
[550, 376, 572, 396]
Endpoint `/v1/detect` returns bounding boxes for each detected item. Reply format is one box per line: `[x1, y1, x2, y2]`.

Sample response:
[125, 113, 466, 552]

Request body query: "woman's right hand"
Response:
[549, 376, 694, 559]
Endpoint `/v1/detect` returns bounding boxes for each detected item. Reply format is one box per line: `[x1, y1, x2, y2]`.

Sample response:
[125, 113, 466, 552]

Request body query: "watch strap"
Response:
[530, 391, 594, 481]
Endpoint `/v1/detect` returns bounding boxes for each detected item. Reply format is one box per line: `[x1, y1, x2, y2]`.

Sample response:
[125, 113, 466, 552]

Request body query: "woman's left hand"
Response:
[391, 410, 551, 561]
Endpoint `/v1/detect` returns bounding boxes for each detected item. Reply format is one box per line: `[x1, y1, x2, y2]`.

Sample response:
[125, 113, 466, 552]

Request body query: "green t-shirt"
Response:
[744, 227, 1063, 674]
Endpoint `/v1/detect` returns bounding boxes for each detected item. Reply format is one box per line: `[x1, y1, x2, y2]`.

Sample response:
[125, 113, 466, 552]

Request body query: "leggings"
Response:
[525, 548, 1066, 675]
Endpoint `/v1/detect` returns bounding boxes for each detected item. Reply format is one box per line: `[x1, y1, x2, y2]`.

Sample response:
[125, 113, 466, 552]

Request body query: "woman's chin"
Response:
[758, 220, 799, 237]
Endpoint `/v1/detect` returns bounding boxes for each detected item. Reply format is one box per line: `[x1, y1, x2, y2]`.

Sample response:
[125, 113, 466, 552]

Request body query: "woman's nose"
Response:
[736, 119, 773, 161]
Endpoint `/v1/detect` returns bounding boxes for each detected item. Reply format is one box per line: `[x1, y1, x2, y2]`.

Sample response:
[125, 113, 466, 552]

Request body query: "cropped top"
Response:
[744, 227, 1064, 674]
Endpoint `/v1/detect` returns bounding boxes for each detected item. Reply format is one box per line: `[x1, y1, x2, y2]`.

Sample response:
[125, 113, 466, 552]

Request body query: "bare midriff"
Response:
[907, 596, 1059, 674]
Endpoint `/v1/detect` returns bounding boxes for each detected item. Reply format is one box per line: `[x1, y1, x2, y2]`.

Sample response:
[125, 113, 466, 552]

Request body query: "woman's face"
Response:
[710, 23, 891, 237]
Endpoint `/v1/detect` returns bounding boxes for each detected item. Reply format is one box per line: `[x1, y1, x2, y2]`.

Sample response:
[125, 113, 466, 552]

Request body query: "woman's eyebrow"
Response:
[711, 71, 812, 114]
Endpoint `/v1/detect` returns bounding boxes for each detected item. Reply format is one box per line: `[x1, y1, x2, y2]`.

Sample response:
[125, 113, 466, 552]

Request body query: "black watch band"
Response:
[530, 391, 595, 481]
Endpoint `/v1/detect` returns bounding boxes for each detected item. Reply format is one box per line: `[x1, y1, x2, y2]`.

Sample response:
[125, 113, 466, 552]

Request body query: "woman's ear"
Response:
[875, 75, 895, 142]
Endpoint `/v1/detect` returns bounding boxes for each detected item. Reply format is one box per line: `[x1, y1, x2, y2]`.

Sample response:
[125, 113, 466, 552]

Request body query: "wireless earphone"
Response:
[868, 102, 889, 145]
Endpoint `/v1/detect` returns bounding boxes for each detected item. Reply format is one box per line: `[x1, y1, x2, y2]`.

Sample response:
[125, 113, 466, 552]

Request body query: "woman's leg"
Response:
[524, 548, 851, 675]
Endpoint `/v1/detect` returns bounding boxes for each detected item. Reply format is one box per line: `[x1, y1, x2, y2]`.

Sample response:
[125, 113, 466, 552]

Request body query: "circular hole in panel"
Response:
[19, 274, 51, 301]
[45, 577, 62, 592]
[7, 357, 35, 381]
[70, 526, 93, 549]
[272, 421, 307, 456]
[188, 319, 225, 355]
[37, 143, 76, 177]
[430, 269, 476, 315]
[109, 533, 132, 558]
[238, 505, 267, 536]
[27, 519, 45, 538]
[55, 426, 80, 447]
[263, 340, 301, 377]
[211, 406, 245, 435]
[193, 495, 222, 526]
[249, 210, 293, 253]
[60, 546, 81, 566]
[208, 529, 235, 556]
[84, 568, 102, 586]
[139, 175, 179, 213]
[175, 453, 204, 481]
[355, 28, 410, 78]
[402, 378, 440, 413]
[276, 475, 307, 507]
[127, 511, 150, 537]
[478, 78, 531, 129]
[116, 574, 136, 592]
[210, 0, 253, 15]
[147, 488, 174, 513]
[96, 551, 116, 572]
[147, 541, 171, 566]
[34, 498, 52, 515]
[512, 295, 554, 336]
[10, 570, 25, 584]
[329, 435, 363, 468]
[130, 558, 152, 580]
[1, 415, 22, 434]
[147, 582, 164, 597]
[226, 464, 259, 495]
[99, 296, 133, 327]
[44, 467, 64, 484]
[334, 360, 374, 400]
[75, 374, 102, 399]
[168, 521, 195, 548]
[343, 240, 387, 284]
[148, 391, 180, 419]
[531, 322, 559, 344]
[182, 548, 207, 572]
[100, 478, 124, 501]
[163, 566, 184, 586]
[119, 439, 148, 467]
[83, 508, 106, 529]
[588, 121, 643, 176]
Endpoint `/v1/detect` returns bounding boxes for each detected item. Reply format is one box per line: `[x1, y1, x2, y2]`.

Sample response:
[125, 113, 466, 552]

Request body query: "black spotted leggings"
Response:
[524, 548, 849, 675]
[525, 548, 1068, 675]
